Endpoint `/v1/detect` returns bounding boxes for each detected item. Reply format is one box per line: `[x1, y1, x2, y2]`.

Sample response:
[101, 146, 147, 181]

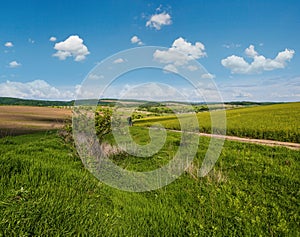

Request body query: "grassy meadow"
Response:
[0, 128, 299, 236]
[0, 102, 299, 236]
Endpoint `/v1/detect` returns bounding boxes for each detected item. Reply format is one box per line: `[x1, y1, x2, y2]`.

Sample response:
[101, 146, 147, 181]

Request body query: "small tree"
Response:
[95, 107, 112, 141]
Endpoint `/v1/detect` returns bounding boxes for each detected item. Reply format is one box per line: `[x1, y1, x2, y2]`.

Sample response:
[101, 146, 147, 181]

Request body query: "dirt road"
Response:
[162, 128, 300, 150]
[198, 132, 300, 150]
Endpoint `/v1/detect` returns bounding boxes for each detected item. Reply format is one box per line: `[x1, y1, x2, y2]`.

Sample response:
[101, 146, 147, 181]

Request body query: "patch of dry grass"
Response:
[185, 163, 227, 183]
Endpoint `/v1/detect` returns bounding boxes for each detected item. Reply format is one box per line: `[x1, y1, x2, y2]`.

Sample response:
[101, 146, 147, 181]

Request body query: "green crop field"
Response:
[0, 129, 299, 236]
[134, 102, 300, 143]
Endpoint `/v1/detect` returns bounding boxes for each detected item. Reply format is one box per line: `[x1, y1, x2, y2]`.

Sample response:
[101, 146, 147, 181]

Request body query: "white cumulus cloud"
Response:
[153, 37, 206, 72]
[0, 80, 74, 100]
[9, 61, 21, 68]
[245, 45, 258, 58]
[146, 12, 172, 30]
[5, 42, 13, 47]
[221, 45, 295, 74]
[130, 35, 143, 45]
[53, 35, 90, 61]
[49, 36, 57, 42]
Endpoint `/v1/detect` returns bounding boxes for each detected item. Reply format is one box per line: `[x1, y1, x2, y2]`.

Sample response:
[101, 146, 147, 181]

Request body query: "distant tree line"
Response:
[0, 97, 74, 107]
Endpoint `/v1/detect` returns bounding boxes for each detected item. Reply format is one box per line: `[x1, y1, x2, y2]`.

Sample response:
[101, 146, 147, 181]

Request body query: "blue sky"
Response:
[0, 0, 299, 101]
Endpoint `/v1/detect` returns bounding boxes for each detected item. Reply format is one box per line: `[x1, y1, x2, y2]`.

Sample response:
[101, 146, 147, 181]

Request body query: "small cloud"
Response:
[245, 44, 258, 58]
[113, 58, 125, 64]
[146, 12, 172, 30]
[49, 36, 57, 42]
[259, 43, 264, 47]
[156, 4, 163, 12]
[201, 73, 215, 79]
[53, 35, 90, 61]
[222, 43, 241, 49]
[4, 42, 13, 47]
[28, 38, 35, 44]
[130, 35, 143, 45]
[9, 61, 21, 68]
[221, 45, 295, 74]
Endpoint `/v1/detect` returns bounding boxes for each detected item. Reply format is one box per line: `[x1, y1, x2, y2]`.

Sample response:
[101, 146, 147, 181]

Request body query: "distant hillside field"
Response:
[0, 106, 71, 137]
[135, 102, 300, 143]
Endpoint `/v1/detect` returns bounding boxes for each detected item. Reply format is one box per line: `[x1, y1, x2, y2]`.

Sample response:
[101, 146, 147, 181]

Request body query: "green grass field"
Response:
[0, 130, 299, 236]
[134, 102, 300, 143]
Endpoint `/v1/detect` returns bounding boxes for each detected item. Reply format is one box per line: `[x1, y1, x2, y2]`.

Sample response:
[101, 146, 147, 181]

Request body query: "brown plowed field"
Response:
[0, 106, 71, 137]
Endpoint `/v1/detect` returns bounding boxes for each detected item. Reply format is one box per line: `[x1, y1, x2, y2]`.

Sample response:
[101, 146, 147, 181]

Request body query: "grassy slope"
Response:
[134, 102, 300, 143]
[0, 131, 299, 236]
